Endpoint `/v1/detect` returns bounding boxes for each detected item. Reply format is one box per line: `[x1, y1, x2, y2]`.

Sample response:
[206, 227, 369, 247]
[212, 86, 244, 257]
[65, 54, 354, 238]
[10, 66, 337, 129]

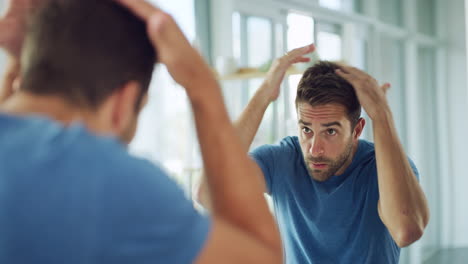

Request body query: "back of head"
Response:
[20, 0, 156, 109]
[296, 61, 361, 126]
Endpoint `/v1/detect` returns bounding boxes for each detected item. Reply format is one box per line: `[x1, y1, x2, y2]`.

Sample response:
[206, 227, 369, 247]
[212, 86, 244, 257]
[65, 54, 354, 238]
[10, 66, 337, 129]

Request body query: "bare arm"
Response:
[337, 66, 430, 248]
[373, 109, 429, 247]
[196, 45, 316, 208]
[118, 0, 282, 262]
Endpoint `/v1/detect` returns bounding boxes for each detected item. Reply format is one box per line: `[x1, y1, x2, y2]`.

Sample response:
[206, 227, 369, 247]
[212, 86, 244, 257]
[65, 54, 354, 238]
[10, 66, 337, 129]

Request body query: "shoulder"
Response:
[251, 136, 300, 156]
[355, 139, 419, 180]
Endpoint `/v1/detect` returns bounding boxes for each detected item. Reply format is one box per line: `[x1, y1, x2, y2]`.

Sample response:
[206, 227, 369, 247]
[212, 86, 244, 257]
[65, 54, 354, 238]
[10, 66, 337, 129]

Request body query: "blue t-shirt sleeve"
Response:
[408, 158, 420, 181]
[249, 137, 298, 195]
[250, 144, 277, 194]
[100, 158, 210, 264]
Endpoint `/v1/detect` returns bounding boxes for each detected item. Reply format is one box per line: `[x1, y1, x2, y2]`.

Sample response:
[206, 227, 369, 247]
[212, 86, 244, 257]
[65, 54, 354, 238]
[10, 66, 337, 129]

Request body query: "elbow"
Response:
[268, 249, 284, 264]
[393, 224, 425, 248]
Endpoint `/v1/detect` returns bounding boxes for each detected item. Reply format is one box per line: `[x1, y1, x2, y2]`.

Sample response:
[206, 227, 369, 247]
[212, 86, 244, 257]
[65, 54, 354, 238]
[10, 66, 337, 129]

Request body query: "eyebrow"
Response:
[298, 120, 311, 126]
[298, 120, 342, 127]
[322, 121, 342, 127]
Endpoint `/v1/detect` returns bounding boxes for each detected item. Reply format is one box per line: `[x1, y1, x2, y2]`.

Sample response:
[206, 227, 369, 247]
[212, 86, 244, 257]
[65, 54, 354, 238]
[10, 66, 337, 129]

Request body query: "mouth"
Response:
[309, 162, 328, 170]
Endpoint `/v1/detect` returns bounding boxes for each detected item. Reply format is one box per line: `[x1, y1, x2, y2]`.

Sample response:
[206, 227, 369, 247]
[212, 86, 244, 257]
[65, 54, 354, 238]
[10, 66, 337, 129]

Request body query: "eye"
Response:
[302, 127, 312, 134]
[326, 128, 337, 136]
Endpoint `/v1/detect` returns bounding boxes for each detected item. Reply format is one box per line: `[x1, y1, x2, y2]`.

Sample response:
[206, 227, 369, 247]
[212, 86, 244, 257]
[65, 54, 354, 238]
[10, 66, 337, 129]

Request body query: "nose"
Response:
[309, 137, 325, 157]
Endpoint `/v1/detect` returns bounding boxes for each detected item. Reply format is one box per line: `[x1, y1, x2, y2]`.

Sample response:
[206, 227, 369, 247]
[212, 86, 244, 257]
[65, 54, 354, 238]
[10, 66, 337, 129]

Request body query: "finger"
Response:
[115, 0, 162, 21]
[147, 11, 194, 65]
[336, 64, 356, 74]
[381, 83, 391, 94]
[339, 65, 373, 80]
[292, 57, 310, 64]
[335, 68, 358, 83]
[147, 11, 172, 42]
[286, 43, 315, 59]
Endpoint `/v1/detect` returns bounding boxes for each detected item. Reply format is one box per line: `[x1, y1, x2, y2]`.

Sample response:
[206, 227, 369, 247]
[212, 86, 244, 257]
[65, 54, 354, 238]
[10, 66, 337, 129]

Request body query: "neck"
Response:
[0, 91, 107, 133]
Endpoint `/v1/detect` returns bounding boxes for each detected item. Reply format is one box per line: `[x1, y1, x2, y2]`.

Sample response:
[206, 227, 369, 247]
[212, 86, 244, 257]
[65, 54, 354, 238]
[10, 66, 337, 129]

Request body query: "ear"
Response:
[110, 81, 141, 134]
[353, 118, 366, 139]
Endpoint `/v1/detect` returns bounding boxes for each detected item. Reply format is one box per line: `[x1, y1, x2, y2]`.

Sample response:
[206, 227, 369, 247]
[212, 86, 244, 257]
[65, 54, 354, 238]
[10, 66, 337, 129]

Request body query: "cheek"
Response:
[324, 135, 350, 155]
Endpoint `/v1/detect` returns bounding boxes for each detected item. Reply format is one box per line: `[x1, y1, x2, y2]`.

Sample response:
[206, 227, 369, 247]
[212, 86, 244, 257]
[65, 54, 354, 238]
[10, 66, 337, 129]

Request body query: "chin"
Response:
[310, 170, 333, 182]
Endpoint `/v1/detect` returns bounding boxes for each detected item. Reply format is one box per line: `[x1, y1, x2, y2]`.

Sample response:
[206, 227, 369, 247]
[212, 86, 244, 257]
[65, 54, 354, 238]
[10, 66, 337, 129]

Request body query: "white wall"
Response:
[447, 0, 468, 248]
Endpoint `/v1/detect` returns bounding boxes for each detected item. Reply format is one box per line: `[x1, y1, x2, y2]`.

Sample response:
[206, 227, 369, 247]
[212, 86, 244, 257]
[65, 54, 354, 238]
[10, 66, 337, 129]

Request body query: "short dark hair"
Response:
[20, 0, 156, 110]
[295, 61, 361, 127]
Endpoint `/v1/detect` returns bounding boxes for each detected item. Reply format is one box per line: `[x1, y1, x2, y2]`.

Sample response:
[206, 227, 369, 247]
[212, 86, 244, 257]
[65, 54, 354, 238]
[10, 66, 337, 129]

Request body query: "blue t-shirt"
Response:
[0, 113, 210, 263]
[251, 136, 419, 264]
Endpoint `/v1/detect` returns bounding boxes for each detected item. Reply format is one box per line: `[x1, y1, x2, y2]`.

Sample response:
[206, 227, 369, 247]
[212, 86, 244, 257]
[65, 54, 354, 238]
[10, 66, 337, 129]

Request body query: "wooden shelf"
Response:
[217, 67, 304, 81]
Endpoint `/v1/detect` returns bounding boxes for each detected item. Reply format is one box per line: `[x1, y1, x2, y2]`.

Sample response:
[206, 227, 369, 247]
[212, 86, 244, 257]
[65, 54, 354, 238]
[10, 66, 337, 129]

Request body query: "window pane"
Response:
[247, 17, 272, 67]
[130, 0, 196, 190]
[232, 12, 241, 62]
[378, 0, 403, 26]
[417, 0, 436, 35]
[319, 0, 363, 13]
[287, 13, 315, 50]
[286, 13, 314, 135]
[249, 79, 275, 148]
[317, 24, 343, 61]
[378, 36, 406, 144]
[417, 47, 440, 257]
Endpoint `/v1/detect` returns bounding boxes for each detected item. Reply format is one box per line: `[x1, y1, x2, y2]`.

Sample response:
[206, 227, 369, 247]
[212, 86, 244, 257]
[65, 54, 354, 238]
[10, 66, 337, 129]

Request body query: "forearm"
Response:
[0, 55, 20, 104]
[234, 83, 272, 151]
[196, 82, 272, 208]
[188, 73, 280, 250]
[373, 108, 429, 246]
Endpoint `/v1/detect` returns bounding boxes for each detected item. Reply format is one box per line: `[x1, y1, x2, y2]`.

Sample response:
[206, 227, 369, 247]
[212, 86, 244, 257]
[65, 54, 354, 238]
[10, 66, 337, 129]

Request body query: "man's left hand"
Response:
[336, 66, 391, 121]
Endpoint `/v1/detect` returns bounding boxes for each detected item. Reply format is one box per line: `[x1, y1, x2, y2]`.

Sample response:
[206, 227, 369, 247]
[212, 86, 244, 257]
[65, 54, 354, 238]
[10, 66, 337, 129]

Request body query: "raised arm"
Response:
[196, 44, 316, 208]
[336, 66, 430, 248]
[117, 0, 282, 262]
[235, 44, 315, 150]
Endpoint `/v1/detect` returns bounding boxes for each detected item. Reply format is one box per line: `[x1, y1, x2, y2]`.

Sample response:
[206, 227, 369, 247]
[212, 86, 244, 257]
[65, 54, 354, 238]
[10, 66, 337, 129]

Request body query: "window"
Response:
[417, 0, 436, 36]
[316, 22, 343, 61]
[287, 13, 315, 132]
[247, 17, 273, 68]
[378, 0, 403, 26]
[230, 13, 277, 148]
[378, 36, 406, 144]
[417, 46, 440, 257]
[319, 0, 363, 13]
[129, 0, 196, 191]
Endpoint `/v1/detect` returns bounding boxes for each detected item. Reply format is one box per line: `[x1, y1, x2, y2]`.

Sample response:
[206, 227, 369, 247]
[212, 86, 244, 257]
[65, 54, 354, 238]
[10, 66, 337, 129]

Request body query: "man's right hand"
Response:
[261, 44, 315, 103]
[116, 0, 216, 94]
[0, 0, 45, 104]
[0, 0, 44, 57]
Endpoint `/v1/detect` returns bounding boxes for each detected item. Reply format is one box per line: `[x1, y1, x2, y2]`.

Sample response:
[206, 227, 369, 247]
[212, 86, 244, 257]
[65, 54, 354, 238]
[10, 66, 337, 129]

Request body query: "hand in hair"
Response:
[115, 0, 216, 93]
[0, 0, 44, 57]
[0, 0, 44, 104]
[336, 66, 391, 121]
[261, 44, 315, 103]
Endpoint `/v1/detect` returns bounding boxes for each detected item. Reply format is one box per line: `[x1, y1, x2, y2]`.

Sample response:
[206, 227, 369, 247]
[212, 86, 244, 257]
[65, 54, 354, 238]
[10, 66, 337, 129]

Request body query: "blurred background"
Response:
[1, 0, 467, 263]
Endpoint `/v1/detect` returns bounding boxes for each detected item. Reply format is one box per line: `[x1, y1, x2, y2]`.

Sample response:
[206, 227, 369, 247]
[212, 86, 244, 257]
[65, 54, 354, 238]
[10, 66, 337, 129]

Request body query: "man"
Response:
[197, 46, 430, 263]
[0, 0, 282, 263]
